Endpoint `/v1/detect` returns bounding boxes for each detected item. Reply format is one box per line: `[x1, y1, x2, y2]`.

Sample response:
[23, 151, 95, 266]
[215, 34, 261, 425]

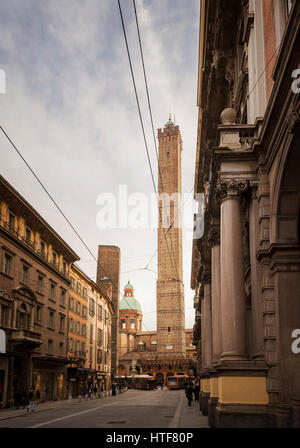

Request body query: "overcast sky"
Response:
[0, 0, 200, 331]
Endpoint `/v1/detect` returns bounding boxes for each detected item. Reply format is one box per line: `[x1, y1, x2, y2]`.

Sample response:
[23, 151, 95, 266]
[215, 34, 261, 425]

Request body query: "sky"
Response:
[0, 0, 200, 331]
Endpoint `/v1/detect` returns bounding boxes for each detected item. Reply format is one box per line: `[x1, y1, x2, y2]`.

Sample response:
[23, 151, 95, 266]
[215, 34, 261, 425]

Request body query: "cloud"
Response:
[0, 0, 200, 330]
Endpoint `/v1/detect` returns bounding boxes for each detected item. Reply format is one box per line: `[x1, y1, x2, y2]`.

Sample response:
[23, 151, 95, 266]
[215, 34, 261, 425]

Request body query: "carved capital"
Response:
[208, 227, 220, 247]
[215, 178, 249, 203]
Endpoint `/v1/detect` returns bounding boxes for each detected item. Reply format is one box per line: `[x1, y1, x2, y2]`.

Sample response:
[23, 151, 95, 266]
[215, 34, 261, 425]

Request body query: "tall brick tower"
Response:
[96, 245, 121, 380]
[156, 117, 186, 359]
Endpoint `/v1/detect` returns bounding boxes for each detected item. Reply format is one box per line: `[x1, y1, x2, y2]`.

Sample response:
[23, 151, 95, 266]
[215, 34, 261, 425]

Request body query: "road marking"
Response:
[30, 402, 120, 428]
[168, 390, 184, 428]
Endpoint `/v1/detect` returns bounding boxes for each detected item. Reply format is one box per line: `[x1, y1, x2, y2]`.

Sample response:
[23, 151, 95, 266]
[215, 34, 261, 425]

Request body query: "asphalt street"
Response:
[0, 389, 208, 428]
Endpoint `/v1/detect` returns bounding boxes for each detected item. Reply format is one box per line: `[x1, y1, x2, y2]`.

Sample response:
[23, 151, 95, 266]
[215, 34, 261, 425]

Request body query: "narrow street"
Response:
[0, 389, 208, 428]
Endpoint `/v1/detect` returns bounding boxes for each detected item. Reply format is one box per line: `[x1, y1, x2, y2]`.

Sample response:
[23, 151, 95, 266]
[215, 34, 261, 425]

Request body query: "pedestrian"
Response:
[88, 387, 92, 400]
[14, 390, 21, 409]
[185, 383, 193, 407]
[21, 392, 27, 409]
[36, 389, 40, 405]
[27, 388, 35, 412]
[93, 385, 98, 398]
[84, 386, 88, 400]
[194, 380, 200, 402]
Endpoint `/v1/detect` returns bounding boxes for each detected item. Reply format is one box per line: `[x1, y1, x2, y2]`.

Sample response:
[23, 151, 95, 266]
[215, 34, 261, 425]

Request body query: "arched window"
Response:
[17, 303, 27, 330]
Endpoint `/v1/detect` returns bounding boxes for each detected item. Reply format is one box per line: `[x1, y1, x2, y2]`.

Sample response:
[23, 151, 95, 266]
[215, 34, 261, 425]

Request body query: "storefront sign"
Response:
[0, 330, 5, 354]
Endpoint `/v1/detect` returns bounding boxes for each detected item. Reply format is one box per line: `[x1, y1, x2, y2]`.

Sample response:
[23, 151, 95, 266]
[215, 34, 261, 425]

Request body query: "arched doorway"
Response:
[272, 126, 300, 426]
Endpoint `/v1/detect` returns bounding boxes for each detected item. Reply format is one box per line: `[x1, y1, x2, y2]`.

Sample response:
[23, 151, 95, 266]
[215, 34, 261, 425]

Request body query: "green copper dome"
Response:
[120, 280, 142, 312]
[119, 296, 142, 312]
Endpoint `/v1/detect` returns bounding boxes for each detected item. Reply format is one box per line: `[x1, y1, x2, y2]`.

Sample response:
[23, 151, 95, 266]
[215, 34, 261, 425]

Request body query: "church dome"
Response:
[119, 296, 142, 312]
[120, 280, 142, 312]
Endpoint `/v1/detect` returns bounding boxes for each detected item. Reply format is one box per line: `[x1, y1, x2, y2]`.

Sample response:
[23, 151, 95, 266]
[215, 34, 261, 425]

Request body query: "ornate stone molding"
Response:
[286, 98, 300, 134]
[215, 178, 249, 203]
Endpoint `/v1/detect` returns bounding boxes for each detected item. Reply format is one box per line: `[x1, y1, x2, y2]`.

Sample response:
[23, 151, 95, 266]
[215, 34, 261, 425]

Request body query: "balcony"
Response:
[9, 329, 42, 348]
[0, 218, 69, 278]
[75, 351, 86, 360]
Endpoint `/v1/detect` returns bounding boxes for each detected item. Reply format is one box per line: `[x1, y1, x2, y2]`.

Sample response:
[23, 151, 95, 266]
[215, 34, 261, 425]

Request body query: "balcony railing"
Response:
[75, 351, 86, 359]
[9, 329, 42, 347]
[0, 217, 70, 278]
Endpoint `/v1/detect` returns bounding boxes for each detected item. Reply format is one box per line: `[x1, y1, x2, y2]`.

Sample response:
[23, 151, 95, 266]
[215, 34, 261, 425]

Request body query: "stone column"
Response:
[217, 179, 248, 361]
[202, 280, 212, 370]
[209, 229, 222, 364]
[249, 187, 264, 358]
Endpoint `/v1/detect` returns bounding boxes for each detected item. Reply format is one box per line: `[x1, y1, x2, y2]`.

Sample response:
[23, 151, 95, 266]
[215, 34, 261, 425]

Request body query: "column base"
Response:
[200, 392, 210, 416]
[208, 396, 218, 427]
[215, 402, 269, 428]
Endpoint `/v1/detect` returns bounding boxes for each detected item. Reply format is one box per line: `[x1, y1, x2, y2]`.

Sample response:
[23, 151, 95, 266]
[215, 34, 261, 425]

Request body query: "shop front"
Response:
[33, 357, 68, 402]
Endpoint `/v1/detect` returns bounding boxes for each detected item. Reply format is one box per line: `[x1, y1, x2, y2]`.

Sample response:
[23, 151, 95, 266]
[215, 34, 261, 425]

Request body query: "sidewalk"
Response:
[177, 394, 209, 428]
[0, 390, 125, 422]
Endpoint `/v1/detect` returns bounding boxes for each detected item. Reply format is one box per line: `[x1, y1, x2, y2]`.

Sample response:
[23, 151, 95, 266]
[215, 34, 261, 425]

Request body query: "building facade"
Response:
[67, 264, 113, 397]
[0, 175, 79, 406]
[191, 0, 300, 427]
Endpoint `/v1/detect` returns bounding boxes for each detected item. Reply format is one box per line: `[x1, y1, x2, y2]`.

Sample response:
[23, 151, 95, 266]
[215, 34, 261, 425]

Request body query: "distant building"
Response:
[117, 119, 196, 382]
[67, 265, 114, 397]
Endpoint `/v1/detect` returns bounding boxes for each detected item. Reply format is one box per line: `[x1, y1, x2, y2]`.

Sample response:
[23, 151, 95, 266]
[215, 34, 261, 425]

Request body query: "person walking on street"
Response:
[194, 380, 200, 402]
[185, 383, 193, 407]
[36, 389, 40, 405]
[27, 388, 35, 412]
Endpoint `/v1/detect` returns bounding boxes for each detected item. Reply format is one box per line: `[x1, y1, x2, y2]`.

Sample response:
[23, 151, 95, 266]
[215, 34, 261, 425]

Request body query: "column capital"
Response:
[215, 178, 249, 203]
[208, 227, 220, 247]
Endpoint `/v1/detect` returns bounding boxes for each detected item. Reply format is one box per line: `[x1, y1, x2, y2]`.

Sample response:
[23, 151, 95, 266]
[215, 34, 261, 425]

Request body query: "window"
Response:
[3, 253, 12, 276]
[89, 298, 95, 316]
[89, 346, 93, 362]
[48, 310, 55, 329]
[69, 338, 74, 352]
[52, 251, 57, 266]
[17, 304, 27, 329]
[62, 261, 67, 275]
[104, 310, 107, 325]
[71, 277, 76, 291]
[40, 240, 46, 256]
[98, 304, 102, 321]
[82, 324, 86, 337]
[98, 328, 103, 346]
[82, 342, 86, 355]
[1, 305, 9, 327]
[121, 319, 126, 329]
[48, 339, 53, 354]
[97, 349, 102, 364]
[34, 305, 42, 325]
[37, 275, 44, 294]
[8, 211, 15, 231]
[59, 342, 64, 356]
[50, 283, 55, 301]
[59, 315, 65, 333]
[76, 340, 80, 354]
[69, 296, 74, 311]
[76, 321, 80, 335]
[21, 265, 29, 285]
[83, 287, 87, 299]
[25, 227, 31, 244]
[60, 289, 66, 306]
[130, 319, 135, 329]
[83, 306, 87, 318]
[90, 324, 94, 342]
[77, 282, 82, 296]
[77, 301, 81, 315]
[69, 318, 74, 332]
